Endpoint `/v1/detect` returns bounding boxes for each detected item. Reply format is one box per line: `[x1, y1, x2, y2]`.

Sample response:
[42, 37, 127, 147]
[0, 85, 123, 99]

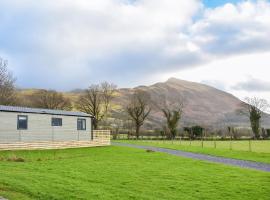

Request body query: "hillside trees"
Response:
[0, 58, 17, 105]
[28, 89, 72, 110]
[240, 97, 269, 139]
[76, 82, 117, 129]
[126, 90, 151, 139]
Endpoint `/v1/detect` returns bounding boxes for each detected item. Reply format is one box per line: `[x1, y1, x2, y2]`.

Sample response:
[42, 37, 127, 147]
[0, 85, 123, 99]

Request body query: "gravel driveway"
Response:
[113, 142, 270, 172]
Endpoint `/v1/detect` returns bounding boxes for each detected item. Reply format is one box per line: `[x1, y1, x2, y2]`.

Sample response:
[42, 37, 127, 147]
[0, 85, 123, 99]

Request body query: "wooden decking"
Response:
[0, 130, 110, 150]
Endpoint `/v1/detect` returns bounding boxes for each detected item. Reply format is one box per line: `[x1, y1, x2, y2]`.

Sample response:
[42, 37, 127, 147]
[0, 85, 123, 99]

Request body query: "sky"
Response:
[0, 0, 270, 103]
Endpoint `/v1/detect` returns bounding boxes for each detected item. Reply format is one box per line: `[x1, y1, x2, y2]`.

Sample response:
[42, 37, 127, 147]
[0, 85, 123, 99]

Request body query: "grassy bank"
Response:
[0, 146, 270, 199]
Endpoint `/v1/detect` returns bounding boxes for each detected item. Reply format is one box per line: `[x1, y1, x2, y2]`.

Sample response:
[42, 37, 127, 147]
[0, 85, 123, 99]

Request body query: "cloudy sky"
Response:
[0, 0, 270, 102]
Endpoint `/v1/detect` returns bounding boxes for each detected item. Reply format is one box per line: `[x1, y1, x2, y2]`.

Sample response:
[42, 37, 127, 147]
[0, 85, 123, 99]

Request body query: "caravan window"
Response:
[77, 118, 86, 130]
[17, 115, 28, 130]
[51, 118, 62, 126]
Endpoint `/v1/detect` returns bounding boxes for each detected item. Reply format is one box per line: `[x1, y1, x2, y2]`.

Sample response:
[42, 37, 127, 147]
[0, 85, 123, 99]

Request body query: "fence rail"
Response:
[0, 130, 111, 150]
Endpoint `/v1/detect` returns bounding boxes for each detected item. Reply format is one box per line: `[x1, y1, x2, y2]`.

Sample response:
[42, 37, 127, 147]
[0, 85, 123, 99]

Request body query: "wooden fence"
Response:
[0, 130, 111, 150]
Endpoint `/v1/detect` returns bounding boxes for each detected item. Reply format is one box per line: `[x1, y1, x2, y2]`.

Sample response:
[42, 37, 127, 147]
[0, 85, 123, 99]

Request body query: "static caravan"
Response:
[0, 105, 110, 150]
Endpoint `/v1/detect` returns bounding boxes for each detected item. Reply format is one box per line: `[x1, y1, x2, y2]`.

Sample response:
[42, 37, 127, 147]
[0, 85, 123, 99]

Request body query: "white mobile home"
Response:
[0, 105, 110, 150]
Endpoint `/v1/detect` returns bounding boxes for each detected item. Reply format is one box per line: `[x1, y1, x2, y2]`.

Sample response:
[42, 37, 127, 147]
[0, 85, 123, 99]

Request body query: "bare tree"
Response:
[101, 82, 117, 118]
[126, 90, 151, 139]
[240, 97, 269, 139]
[29, 89, 72, 110]
[76, 82, 116, 129]
[76, 85, 103, 129]
[0, 58, 17, 105]
[123, 119, 134, 139]
[158, 96, 184, 139]
[111, 118, 123, 140]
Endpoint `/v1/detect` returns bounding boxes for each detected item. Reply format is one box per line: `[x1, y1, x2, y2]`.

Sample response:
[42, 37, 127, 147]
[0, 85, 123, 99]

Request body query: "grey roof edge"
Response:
[0, 105, 93, 118]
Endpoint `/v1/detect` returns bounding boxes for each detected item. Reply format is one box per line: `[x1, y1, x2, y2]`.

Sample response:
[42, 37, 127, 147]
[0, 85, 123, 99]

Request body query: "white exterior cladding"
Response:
[0, 111, 92, 143]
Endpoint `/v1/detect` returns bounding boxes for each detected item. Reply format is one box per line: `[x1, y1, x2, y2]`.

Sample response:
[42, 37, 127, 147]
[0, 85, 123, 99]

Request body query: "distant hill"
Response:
[112, 78, 270, 128]
[19, 78, 270, 128]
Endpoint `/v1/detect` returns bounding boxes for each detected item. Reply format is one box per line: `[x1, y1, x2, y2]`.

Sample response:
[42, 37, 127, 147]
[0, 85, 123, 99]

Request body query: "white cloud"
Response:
[189, 0, 270, 56]
[169, 51, 270, 103]
[232, 77, 270, 92]
[0, 0, 270, 98]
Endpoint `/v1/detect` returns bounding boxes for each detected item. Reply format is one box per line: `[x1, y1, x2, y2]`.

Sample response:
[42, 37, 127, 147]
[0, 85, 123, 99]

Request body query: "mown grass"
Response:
[0, 146, 270, 200]
[116, 140, 270, 164]
[174, 140, 270, 153]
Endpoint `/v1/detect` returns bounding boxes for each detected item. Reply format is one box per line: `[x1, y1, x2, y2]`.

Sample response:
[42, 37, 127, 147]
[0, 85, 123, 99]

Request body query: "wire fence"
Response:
[114, 136, 270, 153]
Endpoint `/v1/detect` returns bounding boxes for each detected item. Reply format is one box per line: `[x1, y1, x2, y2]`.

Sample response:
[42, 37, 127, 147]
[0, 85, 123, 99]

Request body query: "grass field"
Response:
[116, 140, 270, 164]
[0, 146, 270, 200]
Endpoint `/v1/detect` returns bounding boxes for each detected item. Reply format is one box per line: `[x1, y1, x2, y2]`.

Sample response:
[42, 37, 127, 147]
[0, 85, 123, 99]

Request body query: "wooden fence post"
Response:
[249, 139, 252, 152]
[201, 132, 204, 148]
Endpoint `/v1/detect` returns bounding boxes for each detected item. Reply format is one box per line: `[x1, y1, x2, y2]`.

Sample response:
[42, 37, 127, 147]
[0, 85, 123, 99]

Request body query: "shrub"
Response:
[192, 126, 204, 139]
[266, 129, 270, 138]
[261, 128, 267, 139]
[184, 127, 193, 139]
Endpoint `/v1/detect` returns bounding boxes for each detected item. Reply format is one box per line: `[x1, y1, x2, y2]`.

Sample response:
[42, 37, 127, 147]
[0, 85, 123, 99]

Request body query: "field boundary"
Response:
[113, 142, 270, 172]
[113, 139, 270, 153]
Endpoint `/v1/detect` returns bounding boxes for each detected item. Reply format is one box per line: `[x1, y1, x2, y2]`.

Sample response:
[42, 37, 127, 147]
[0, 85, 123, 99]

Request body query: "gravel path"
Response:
[113, 142, 270, 172]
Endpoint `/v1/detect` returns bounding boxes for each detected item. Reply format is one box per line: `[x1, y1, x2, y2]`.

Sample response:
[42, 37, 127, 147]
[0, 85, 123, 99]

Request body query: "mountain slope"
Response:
[113, 78, 269, 128]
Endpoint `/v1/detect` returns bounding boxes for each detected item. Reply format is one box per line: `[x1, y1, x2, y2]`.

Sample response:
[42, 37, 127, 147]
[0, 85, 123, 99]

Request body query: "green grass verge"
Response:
[0, 146, 270, 200]
[116, 140, 270, 164]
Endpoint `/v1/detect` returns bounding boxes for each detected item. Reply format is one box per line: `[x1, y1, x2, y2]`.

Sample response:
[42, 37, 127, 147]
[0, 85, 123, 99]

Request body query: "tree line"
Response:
[1, 57, 269, 139]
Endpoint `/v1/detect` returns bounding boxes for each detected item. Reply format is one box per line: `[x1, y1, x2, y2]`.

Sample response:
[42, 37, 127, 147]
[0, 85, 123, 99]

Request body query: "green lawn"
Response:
[116, 140, 270, 164]
[0, 146, 270, 200]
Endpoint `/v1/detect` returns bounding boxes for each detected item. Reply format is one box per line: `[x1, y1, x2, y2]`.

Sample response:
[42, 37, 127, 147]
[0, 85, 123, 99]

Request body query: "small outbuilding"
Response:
[0, 105, 110, 150]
